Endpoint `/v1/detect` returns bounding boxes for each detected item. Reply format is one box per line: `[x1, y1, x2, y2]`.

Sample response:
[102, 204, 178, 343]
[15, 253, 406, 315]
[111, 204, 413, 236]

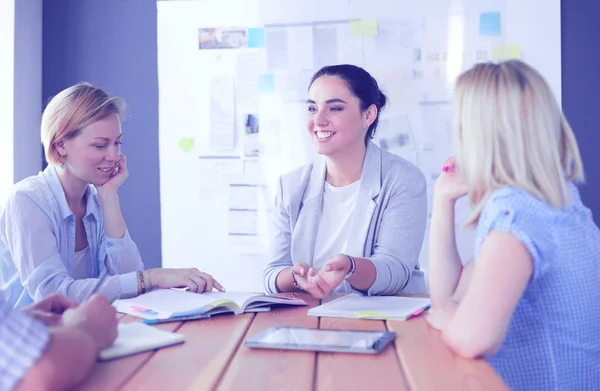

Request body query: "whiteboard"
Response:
[156, 0, 561, 292]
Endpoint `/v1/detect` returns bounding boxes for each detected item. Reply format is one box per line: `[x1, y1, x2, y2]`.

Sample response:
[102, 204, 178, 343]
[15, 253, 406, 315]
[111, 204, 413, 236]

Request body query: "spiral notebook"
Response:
[99, 323, 185, 361]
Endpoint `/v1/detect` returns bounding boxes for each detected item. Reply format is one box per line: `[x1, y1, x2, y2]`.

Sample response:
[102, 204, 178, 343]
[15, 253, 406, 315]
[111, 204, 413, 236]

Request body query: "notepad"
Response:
[113, 289, 307, 321]
[99, 323, 185, 361]
[308, 293, 431, 320]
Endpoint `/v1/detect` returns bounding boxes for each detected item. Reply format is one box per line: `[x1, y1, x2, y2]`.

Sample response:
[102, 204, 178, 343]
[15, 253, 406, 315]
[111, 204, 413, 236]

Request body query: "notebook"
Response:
[308, 293, 431, 320]
[113, 289, 307, 321]
[99, 323, 184, 361]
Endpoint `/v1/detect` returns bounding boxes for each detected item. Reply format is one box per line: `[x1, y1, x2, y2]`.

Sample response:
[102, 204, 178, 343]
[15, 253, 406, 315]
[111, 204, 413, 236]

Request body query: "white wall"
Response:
[158, 0, 562, 291]
[505, 0, 561, 105]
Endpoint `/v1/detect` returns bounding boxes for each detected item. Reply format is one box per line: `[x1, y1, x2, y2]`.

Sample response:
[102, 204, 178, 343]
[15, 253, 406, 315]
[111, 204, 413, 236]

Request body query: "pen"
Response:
[84, 272, 109, 301]
[406, 304, 431, 320]
[143, 314, 211, 325]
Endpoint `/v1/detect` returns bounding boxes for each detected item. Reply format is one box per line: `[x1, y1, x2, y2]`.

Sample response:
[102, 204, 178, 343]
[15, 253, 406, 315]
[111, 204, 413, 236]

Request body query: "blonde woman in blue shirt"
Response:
[0, 83, 224, 309]
[427, 60, 600, 389]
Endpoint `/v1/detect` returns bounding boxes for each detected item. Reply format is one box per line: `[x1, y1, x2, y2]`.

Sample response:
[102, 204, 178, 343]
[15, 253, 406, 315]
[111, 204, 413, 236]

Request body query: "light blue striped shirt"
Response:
[0, 166, 143, 308]
[475, 183, 600, 390]
[0, 299, 49, 391]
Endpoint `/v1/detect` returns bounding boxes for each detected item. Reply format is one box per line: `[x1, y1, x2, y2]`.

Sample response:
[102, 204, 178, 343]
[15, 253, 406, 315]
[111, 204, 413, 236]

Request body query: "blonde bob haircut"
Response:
[454, 60, 584, 227]
[41, 82, 126, 166]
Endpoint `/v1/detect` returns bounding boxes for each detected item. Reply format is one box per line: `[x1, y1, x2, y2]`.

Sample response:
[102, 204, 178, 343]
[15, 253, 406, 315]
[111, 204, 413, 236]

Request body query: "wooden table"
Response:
[77, 293, 507, 391]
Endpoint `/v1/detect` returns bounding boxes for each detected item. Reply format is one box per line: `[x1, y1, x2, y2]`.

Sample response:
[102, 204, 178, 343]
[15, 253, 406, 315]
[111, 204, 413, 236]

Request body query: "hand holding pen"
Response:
[61, 272, 119, 351]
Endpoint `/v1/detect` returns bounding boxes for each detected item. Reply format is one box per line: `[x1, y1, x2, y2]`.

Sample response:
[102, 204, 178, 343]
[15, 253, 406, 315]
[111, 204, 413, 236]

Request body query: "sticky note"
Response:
[177, 137, 195, 153]
[479, 12, 501, 36]
[349, 20, 378, 36]
[130, 307, 159, 316]
[259, 74, 275, 94]
[355, 311, 394, 319]
[248, 27, 265, 48]
[355, 311, 381, 316]
[492, 44, 522, 61]
[210, 300, 232, 307]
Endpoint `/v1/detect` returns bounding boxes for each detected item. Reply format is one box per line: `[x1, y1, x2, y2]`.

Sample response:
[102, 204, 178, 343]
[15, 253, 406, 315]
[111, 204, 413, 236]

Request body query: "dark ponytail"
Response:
[309, 64, 388, 142]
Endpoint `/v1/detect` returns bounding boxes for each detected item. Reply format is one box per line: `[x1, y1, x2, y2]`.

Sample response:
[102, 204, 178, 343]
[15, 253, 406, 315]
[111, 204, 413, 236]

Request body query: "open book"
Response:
[113, 289, 307, 321]
[308, 293, 431, 320]
[99, 323, 184, 361]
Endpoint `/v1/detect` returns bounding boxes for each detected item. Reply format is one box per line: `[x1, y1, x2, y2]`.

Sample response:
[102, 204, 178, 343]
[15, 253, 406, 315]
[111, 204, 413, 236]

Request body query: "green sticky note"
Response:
[492, 44, 521, 61]
[349, 20, 378, 36]
[178, 137, 195, 153]
[355, 311, 397, 319]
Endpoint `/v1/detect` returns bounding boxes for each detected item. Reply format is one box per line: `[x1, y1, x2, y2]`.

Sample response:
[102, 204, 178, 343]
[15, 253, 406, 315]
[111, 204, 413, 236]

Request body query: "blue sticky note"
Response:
[259, 74, 275, 94]
[248, 27, 265, 48]
[479, 12, 501, 36]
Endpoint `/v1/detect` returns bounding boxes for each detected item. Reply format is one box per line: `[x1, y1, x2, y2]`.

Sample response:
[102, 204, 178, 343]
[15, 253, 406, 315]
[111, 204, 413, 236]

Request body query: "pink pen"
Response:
[407, 305, 431, 320]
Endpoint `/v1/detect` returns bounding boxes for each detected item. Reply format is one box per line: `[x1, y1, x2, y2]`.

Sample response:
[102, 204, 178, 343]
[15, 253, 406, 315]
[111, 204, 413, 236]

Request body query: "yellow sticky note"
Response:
[350, 20, 378, 36]
[177, 137, 195, 153]
[492, 44, 522, 61]
[355, 311, 383, 318]
[209, 300, 231, 307]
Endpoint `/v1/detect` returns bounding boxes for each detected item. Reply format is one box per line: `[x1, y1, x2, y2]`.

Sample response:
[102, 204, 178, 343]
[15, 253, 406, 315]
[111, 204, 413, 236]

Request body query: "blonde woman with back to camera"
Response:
[427, 60, 600, 389]
[0, 82, 224, 309]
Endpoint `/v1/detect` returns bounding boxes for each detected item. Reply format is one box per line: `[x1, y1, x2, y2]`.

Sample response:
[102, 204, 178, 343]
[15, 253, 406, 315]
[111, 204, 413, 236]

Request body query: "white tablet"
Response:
[245, 326, 396, 354]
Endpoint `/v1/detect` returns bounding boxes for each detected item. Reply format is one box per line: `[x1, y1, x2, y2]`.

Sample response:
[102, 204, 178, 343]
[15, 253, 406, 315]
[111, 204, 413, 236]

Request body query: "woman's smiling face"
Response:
[306, 75, 368, 157]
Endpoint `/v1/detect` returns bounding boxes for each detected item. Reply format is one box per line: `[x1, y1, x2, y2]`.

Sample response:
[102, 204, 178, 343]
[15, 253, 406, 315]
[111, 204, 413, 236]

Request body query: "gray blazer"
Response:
[263, 141, 429, 295]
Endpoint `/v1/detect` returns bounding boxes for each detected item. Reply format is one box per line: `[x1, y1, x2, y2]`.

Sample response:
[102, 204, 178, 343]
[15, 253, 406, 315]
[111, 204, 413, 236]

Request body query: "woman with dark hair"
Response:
[263, 64, 428, 298]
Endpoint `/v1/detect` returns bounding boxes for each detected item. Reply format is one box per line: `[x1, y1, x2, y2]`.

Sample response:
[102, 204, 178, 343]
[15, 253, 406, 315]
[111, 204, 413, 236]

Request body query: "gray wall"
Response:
[14, 0, 42, 182]
[562, 1, 600, 224]
[43, 0, 162, 268]
[36, 0, 600, 271]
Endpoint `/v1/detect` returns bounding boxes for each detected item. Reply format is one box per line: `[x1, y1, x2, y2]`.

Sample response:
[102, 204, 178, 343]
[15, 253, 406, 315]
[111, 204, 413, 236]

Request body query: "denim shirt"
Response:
[0, 166, 143, 308]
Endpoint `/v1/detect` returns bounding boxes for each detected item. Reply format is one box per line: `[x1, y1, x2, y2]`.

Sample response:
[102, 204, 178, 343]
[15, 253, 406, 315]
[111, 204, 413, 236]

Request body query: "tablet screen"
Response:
[246, 326, 395, 353]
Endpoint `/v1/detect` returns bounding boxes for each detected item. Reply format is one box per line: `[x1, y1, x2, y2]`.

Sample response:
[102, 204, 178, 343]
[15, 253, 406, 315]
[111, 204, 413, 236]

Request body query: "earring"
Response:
[363, 122, 368, 128]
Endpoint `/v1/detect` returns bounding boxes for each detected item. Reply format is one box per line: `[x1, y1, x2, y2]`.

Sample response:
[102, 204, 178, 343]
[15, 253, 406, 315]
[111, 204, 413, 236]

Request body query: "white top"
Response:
[313, 179, 361, 270]
[72, 246, 92, 280]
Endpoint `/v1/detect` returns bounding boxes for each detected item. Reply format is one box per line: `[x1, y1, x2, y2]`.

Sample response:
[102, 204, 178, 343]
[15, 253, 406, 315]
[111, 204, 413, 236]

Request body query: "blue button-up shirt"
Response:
[0, 166, 143, 308]
[475, 183, 600, 390]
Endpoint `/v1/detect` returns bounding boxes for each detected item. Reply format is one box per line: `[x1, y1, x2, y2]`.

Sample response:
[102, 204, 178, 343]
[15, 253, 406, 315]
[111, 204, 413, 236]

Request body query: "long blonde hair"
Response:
[454, 60, 584, 227]
[41, 82, 126, 166]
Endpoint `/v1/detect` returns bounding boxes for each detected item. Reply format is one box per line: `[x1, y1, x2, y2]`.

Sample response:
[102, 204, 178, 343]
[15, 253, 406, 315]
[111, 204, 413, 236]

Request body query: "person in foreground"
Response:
[1, 294, 117, 391]
[263, 64, 428, 298]
[0, 82, 223, 309]
[427, 60, 600, 389]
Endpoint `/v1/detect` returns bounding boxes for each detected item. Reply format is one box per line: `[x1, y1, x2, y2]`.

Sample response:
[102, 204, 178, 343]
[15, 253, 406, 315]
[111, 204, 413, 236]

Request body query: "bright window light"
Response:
[0, 0, 15, 206]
